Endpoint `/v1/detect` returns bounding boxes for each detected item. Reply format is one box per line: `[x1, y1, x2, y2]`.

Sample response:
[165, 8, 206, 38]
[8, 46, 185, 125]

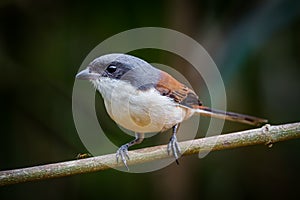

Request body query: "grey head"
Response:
[76, 53, 161, 90]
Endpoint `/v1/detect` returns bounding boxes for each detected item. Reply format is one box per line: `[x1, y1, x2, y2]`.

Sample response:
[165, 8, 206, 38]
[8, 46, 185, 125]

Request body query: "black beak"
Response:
[76, 68, 100, 80]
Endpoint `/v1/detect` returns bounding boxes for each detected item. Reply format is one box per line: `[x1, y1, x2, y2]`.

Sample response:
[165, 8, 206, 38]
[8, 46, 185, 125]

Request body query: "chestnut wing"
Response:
[154, 71, 202, 109]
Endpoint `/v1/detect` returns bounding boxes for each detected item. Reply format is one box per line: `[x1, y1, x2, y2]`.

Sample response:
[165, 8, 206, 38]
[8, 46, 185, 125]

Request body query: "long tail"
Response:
[196, 106, 268, 126]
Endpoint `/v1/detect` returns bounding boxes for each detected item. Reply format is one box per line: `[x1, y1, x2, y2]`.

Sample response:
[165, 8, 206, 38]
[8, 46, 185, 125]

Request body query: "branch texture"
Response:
[1, 122, 300, 186]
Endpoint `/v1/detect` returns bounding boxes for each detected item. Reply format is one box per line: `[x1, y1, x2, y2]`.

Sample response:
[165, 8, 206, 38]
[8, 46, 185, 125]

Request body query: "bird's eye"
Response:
[106, 65, 117, 73]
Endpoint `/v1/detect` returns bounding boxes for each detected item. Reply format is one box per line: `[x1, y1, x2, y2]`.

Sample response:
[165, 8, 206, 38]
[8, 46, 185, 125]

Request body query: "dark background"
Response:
[0, 0, 300, 199]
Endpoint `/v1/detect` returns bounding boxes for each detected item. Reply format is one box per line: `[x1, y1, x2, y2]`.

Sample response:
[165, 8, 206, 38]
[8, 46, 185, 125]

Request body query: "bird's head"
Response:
[76, 53, 161, 91]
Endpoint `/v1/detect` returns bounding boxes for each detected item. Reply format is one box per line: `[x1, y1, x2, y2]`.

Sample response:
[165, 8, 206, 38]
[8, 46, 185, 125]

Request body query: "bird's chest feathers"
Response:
[93, 78, 188, 133]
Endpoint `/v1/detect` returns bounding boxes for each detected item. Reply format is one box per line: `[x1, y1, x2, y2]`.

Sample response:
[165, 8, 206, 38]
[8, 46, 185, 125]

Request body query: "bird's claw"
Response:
[167, 135, 181, 164]
[116, 144, 130, 170]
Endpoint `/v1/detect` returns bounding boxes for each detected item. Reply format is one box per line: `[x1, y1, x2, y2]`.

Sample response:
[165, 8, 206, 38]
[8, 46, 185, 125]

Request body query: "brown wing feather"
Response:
[155, 71, 202, 108]
[154, 71, 267, 126]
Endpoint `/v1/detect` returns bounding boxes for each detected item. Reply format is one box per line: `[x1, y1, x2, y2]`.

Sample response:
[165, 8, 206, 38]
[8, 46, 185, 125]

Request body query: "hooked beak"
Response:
[76, 68, 100, 80]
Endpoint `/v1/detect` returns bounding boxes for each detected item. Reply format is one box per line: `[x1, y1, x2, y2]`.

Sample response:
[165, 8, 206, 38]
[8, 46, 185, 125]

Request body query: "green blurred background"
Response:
[0, 0, 300, 199]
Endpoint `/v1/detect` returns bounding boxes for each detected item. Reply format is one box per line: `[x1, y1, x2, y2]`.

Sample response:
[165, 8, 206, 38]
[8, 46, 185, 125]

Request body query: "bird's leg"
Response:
[116, 132, 144, 170]
[167, 124, 181, 164]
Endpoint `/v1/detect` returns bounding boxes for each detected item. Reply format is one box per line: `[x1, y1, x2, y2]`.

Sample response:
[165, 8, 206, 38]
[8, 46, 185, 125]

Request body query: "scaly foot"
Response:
[116, 144, 130, 170]
[167, 134, 181, 164]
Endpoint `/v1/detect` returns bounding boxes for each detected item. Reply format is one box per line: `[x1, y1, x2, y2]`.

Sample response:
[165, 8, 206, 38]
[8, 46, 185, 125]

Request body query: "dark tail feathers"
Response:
[196, 106, 268, 126]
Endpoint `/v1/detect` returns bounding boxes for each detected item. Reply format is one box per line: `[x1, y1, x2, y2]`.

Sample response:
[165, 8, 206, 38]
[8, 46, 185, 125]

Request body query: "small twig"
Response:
[0, 122, 300, 186]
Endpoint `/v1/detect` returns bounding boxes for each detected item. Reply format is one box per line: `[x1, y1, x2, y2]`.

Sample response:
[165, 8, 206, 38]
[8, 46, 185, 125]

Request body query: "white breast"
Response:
[92, 78, 193, 133]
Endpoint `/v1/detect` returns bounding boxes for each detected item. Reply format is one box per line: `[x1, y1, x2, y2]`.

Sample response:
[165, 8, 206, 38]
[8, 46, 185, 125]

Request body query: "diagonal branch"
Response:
[1, 122, 300, 186]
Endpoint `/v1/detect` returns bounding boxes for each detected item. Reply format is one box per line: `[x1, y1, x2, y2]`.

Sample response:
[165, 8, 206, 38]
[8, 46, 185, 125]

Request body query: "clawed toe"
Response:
[167, 134, 181, 164]
[116, 144, 130, 170]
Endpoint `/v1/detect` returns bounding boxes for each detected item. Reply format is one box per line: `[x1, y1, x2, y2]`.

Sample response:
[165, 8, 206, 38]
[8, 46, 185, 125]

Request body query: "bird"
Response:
[76, 53, 267, 169]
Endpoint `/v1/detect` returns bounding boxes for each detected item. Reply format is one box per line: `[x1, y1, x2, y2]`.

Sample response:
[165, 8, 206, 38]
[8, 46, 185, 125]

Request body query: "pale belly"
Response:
[94, 78, 194, 133]
[104, 93, 191, 133]
[97, 80, 194, 133]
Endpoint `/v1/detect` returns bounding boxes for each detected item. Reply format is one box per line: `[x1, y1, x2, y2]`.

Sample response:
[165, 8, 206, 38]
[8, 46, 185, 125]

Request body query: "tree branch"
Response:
[1, 122, 300, 186]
